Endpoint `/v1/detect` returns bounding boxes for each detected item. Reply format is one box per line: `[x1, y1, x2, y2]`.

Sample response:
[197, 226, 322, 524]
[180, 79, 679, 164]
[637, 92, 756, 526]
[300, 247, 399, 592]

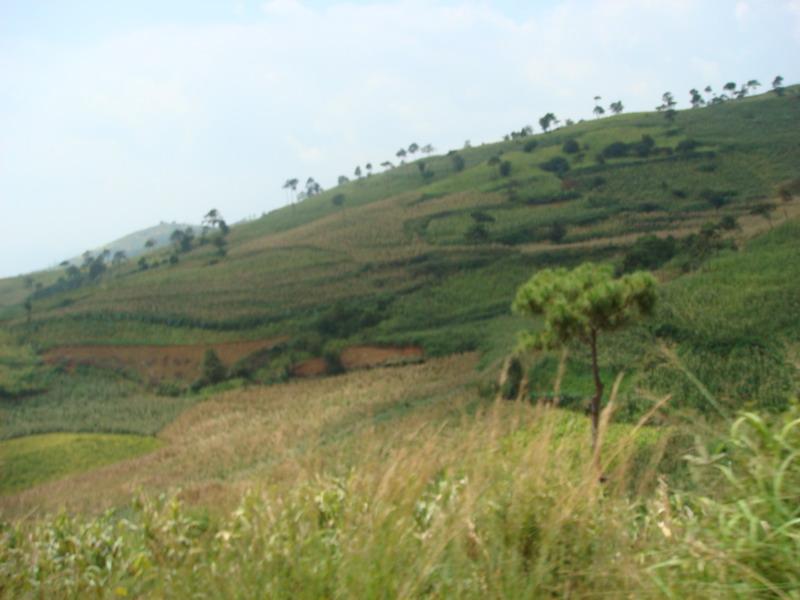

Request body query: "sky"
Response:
[1, 0, 799, 278]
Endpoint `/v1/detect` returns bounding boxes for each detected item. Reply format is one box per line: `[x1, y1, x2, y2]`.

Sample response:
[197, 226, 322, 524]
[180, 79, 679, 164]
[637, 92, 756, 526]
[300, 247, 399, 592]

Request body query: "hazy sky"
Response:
[1, 0, 799, 277]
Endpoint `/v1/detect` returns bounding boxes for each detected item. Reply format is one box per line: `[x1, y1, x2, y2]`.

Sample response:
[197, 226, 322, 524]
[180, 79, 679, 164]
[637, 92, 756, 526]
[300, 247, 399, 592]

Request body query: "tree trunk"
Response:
[589, 328, 604, 452]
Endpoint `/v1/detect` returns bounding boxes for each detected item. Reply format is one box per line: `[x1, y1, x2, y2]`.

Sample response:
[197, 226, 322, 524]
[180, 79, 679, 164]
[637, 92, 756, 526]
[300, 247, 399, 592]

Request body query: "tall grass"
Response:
[1, 395, 797, 598]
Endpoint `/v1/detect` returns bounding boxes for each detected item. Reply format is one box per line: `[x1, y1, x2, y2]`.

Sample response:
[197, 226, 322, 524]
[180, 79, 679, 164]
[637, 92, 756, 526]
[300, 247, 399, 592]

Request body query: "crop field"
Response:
[3, 89, 797, 356]
[0, 354, 483, 515]
[0, 432, 160, 495]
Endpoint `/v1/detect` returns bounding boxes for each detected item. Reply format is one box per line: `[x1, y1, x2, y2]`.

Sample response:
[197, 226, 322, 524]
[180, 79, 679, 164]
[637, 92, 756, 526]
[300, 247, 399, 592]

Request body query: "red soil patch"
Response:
[43, 337, 287, 383]
[290, 346, 424, 378]
[290, 357, 328, 378]
[340, 345, 424, 370]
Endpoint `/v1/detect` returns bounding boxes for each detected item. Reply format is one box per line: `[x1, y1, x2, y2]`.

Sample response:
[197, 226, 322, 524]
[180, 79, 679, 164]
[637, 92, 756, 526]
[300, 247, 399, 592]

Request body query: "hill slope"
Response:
[1, 87, 798, 417]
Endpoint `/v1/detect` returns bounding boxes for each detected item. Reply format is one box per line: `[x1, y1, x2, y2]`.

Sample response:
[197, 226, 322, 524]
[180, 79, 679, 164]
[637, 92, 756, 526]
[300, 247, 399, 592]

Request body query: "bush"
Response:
[621, 235, 677, 272]
[539, 156, 570, 177]
[700, 189, 735, 210]
[465, 222, 490, 244]
[201, 349, 227, 385]
[450, 153, 466, 172]
[602, 141, 630, 158]
[498, 160, 512, 177]
[562, 139, 580, 154]
[676, 138, 699, 153]
[316, 302, 384, 338]
[323, 350, 345, 375]
[523, 140, 538, 153]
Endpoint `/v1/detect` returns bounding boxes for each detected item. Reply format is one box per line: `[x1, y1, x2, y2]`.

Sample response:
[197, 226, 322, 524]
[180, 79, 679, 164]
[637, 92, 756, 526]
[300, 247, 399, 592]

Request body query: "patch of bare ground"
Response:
[43, 337, 287, 382]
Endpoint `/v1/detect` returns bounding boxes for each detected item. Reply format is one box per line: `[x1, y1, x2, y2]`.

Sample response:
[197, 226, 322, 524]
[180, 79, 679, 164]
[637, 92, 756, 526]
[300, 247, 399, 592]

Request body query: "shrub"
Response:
[676, 138, 699, 153]
[602, 141, 630, 158]
[450, 153, 466, 172]
[523, 140, 538, 153]
[323, 350, 345, 375]
[632, 135, 655, 157]
[621, 235, 677, 272]
[465, 222, 490, 244]
[539, 156, 570, 177]
[499, 160, 512, 177]
[201, 349, 227, 385]
[562, 139, 580, 154]
[700, 189, 735, 210]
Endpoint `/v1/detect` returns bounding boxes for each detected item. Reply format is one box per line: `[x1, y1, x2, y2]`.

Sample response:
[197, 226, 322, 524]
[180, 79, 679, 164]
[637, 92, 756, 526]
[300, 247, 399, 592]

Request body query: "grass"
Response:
[0, 432, 160, 495]
[0, 371, 797, 597]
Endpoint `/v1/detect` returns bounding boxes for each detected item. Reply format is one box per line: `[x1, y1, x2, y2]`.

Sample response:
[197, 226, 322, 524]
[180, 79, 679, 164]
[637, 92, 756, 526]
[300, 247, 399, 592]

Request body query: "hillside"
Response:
[64, 222, 200, 266]
[1, 86, 799, 598]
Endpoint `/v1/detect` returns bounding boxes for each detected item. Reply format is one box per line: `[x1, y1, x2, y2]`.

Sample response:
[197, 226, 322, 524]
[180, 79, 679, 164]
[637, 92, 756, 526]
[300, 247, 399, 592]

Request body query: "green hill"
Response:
[64, 221, 200, 265]
[1, 87, 799, 599]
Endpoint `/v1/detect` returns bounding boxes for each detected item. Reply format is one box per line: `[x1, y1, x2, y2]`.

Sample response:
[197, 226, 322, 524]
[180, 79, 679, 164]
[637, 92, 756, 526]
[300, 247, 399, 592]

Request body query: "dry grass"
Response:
[0, 354, 480, 517]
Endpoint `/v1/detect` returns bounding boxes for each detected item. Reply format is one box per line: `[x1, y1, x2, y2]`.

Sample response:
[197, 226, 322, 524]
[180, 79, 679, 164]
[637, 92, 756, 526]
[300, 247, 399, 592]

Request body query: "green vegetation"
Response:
[0, 85, 798, 597]
[1, 402, 797, 598]
[513, 263, 657, 447]
[0, 432, 160, 494]
[0, 369, 198, 439]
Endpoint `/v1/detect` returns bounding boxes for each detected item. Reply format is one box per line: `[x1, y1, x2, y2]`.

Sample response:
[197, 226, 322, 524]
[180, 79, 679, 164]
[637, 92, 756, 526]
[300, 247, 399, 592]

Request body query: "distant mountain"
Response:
[65, 222, 200, 265]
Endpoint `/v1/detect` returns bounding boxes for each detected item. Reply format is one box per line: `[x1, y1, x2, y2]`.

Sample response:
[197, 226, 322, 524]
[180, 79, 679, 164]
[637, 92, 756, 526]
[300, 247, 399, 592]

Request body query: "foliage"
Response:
[513, 263, 657, 445]
[562, 138, 580, 154]
[200, 349, 227, 386]
[539, 156, 570, 177]
[512, 263, 657, 352]
[621, 235, 677, 273]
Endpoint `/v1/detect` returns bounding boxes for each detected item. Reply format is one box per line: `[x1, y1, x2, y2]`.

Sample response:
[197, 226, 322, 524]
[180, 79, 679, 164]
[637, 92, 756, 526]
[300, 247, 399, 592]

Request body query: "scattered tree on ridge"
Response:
[283, 178, 299, 204]
[539, 112, 558, 133]
[723, 81, 737, 97]
[354, 166, 362, 179]
[338, 175, 350, 185]
[772, 75, 784, 96]
[396, 148, 407, 163]
[657, 91, 677, 124]
[609, 101, 624, 115]
[408, 142, 419, 155]
[592, 96, 605, 118]
[111, 251, 127, 268]
[689, 89, 705, 108]
[512, 263, 657, 451]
